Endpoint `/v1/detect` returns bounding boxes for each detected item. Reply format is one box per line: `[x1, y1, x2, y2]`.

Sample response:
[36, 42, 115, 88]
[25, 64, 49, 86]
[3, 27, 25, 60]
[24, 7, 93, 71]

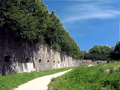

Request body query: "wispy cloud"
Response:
[62, 1, 120, 23]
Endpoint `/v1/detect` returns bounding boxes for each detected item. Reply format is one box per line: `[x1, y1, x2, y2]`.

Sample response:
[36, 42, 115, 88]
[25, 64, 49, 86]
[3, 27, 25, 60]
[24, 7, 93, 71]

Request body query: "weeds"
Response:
[48, 61, 120, 90]
[51, 78, 56, 82]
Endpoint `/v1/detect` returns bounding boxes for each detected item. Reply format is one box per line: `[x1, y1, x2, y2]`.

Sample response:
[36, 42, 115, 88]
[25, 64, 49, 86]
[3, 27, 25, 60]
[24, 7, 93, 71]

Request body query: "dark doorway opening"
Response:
[39, 59, 41, 63]
[5, 55, 12, 62]
[26, 58, 30, 63]
[47, 60, 49, 63]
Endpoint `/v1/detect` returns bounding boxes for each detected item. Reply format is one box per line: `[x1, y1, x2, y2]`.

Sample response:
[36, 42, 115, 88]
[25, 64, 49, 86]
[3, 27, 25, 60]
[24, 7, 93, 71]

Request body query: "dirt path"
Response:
[13, 69, 72, 90]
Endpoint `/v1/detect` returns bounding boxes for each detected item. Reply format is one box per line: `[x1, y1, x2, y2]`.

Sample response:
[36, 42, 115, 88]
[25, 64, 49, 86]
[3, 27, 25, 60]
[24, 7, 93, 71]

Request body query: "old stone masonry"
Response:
[0, 27, 80, 75]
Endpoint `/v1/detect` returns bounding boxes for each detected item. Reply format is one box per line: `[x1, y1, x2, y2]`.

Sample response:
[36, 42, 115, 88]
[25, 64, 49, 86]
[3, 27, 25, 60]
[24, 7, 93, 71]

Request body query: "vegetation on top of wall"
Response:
[0, 0, 83, 59]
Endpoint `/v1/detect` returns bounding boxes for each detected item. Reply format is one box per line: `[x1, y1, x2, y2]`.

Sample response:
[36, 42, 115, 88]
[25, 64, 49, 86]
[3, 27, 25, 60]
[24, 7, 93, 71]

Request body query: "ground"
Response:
[13, 69, 72, 90]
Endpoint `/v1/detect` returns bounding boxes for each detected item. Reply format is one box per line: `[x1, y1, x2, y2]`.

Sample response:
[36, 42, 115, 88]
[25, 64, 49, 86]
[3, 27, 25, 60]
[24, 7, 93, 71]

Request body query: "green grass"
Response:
[0, 67, 74, 90]
[48, 61, 120, 90]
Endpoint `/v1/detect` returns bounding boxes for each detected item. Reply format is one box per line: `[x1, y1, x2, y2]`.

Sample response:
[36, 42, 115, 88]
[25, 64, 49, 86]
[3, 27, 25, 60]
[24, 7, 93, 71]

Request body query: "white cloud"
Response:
[63, 1, 120, 23]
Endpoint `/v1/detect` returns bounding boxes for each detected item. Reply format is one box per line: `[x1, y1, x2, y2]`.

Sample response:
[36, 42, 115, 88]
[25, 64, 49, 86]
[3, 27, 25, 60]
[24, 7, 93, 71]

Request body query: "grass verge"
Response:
[48, 61, 120, 90]
[0, 67, 74, 90]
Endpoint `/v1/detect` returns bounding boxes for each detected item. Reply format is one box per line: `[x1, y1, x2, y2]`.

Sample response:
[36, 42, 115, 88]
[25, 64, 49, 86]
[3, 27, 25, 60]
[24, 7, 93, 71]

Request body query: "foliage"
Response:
[110, 41, 120, 60]
[0, 0, 83, 59]
[0, 67, 74, 90]
[48, 61, 120, 90]
[84, 45, 112, 60]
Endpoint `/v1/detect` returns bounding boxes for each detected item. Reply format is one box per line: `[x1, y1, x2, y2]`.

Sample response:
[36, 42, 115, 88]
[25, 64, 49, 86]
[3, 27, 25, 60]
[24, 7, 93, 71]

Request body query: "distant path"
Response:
[13, 69, 72, 90]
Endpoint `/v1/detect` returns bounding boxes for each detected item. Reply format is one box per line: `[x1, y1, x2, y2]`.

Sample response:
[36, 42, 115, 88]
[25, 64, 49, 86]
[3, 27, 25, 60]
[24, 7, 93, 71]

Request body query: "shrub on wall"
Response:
[0, 0, 83, 59]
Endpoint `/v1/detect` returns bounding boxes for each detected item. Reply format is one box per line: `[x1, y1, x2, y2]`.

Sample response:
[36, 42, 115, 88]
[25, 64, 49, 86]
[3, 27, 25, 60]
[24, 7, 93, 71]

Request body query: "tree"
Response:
[0, 0, 83, 60]
[84, 45, 112, 60]
[110, 42, 120, 60]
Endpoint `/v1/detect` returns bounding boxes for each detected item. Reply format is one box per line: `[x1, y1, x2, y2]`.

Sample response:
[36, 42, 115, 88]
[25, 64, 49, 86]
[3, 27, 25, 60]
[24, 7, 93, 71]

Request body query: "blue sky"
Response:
[43, 0, 120, 51]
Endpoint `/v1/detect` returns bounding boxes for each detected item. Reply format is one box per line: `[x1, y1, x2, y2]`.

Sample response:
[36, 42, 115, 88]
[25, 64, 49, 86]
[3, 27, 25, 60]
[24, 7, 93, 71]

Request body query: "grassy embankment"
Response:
[0, 67, 74, 90]
[48, 61, 120, 90]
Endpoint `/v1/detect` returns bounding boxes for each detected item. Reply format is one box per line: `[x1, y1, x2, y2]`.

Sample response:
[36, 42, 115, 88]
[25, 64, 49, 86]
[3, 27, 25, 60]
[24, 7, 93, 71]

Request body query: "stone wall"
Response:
[80, 60, 107, 65]
[0, 27, 80, 75]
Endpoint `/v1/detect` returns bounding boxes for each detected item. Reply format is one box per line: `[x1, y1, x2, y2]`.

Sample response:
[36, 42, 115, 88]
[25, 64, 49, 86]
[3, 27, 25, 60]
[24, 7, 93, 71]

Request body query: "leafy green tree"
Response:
[110, 42, 120, 60]
[84, 45, 112, 60]
[0, 0, 83, 60]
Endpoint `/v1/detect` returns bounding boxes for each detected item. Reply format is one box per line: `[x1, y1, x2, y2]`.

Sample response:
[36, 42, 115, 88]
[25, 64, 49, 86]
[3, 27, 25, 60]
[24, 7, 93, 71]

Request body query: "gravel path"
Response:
[13, 69, 72, 90]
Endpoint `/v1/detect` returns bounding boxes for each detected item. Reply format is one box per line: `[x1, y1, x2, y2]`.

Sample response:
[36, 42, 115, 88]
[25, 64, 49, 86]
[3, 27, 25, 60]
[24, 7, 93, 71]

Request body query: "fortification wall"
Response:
[0, 27, 80, 75]
[80, 60, 107, 65]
